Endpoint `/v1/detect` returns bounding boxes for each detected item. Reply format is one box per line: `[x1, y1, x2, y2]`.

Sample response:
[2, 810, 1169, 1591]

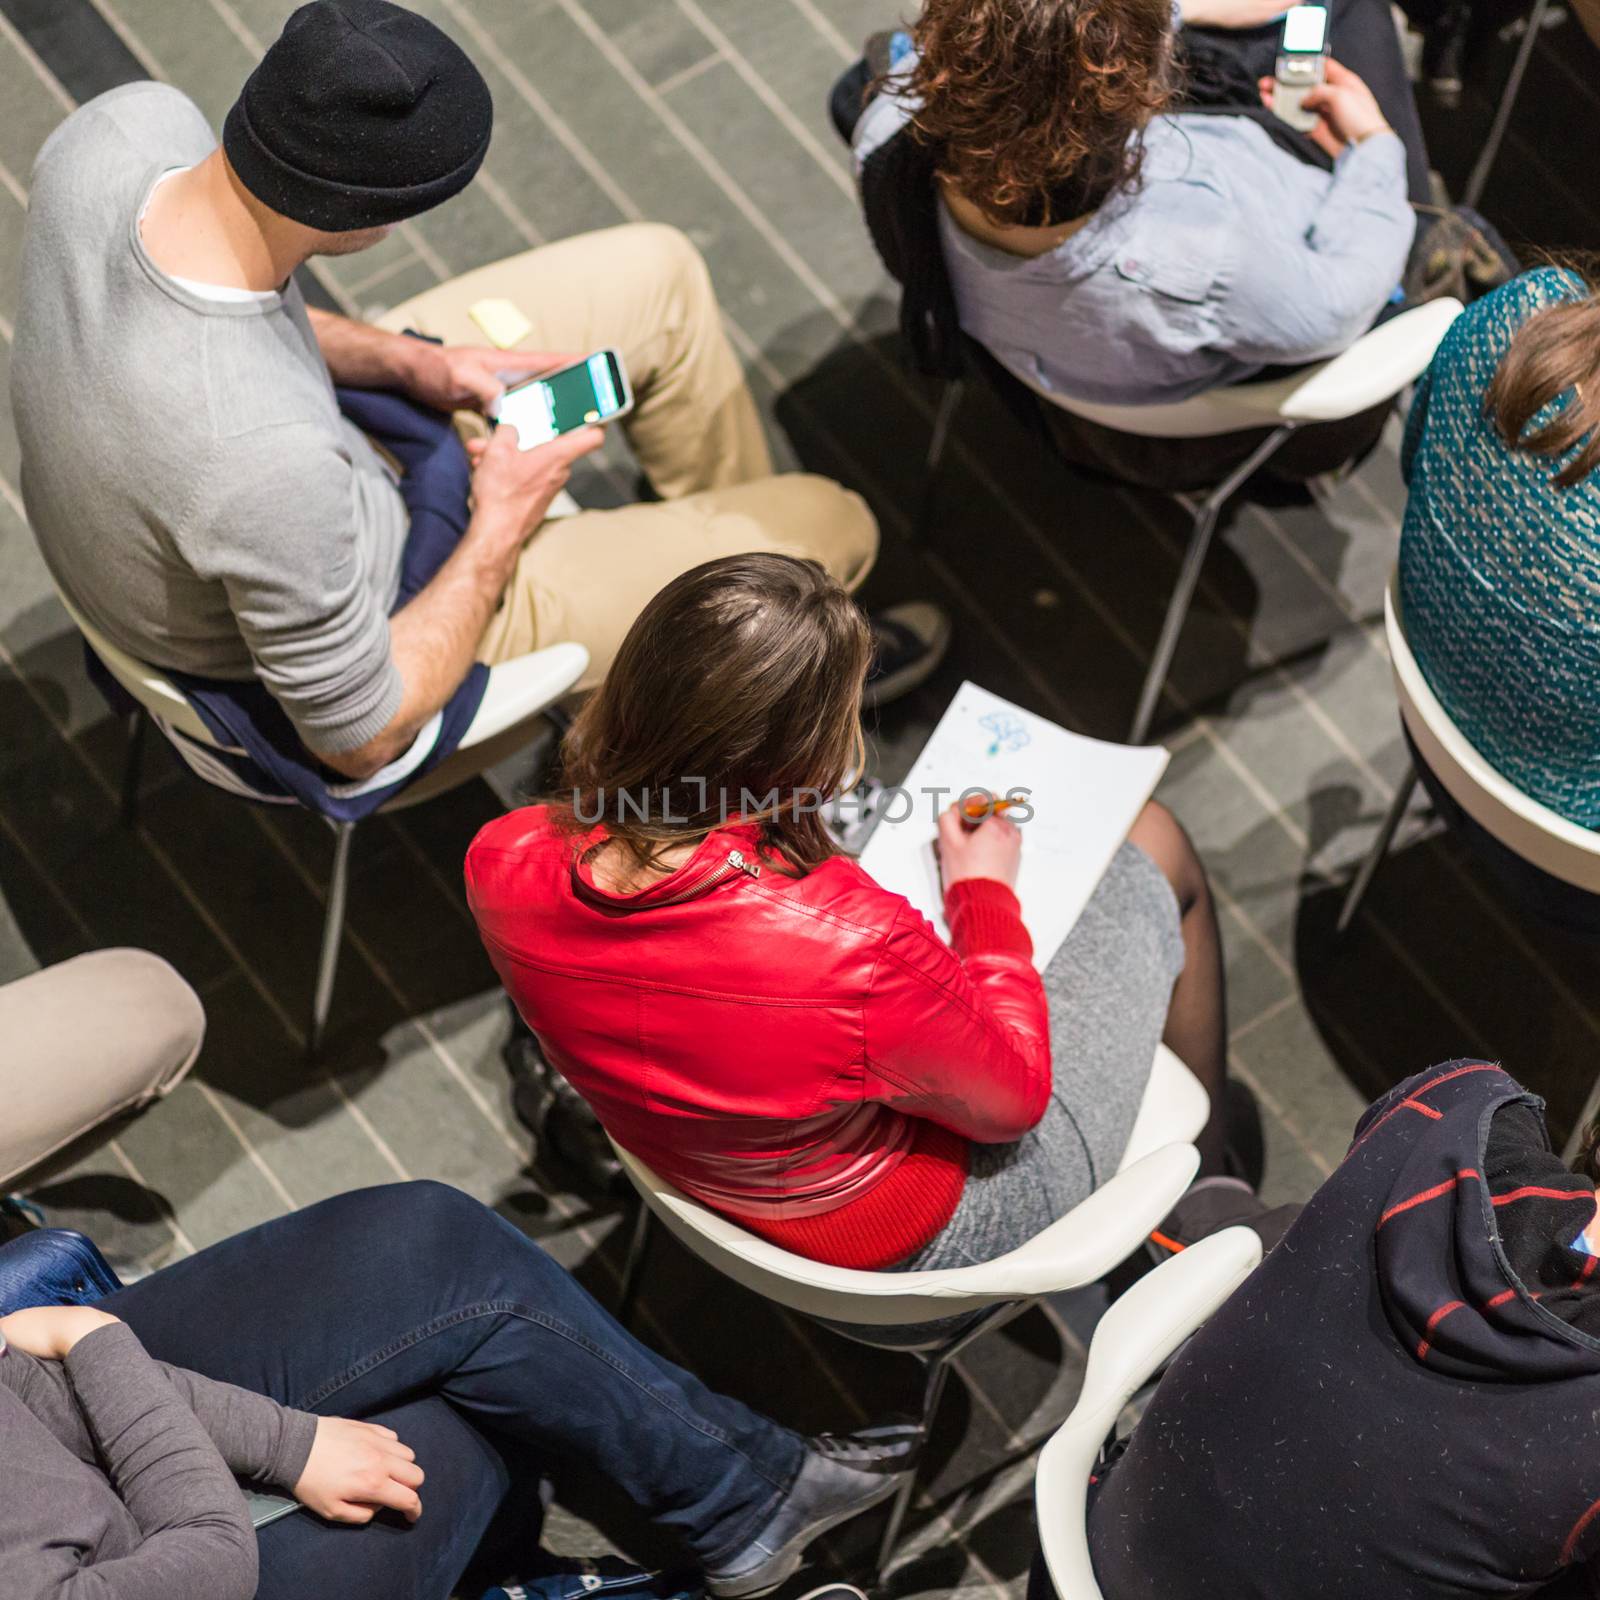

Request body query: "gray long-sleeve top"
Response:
[0, 1322, 317, 1599]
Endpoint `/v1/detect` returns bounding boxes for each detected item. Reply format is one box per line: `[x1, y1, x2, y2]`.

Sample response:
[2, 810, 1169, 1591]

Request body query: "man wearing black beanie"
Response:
[14, 0, 931, 794]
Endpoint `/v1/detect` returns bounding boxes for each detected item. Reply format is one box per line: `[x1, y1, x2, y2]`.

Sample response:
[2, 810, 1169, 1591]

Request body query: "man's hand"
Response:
[1181, 0, 1288, 29]
[1258, 58, 1391, 160]
[467, 421, 606, 547]
[403, 344, 578, 416]
[293, 1416, 425, 1524]
[0, 1306, 119, 1360]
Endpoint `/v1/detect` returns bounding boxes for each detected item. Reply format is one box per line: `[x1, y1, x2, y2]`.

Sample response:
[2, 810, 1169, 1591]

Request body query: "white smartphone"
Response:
[1273, 4, 1331, 133]
[493, 349, 634, 450]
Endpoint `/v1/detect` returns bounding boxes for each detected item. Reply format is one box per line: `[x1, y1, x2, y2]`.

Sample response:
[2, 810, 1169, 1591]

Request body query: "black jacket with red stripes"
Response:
[1088, 1061, 1600, 1600]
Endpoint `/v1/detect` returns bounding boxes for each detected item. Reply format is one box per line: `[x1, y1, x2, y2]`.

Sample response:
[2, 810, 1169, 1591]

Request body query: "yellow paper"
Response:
[468, 297, 534, 349]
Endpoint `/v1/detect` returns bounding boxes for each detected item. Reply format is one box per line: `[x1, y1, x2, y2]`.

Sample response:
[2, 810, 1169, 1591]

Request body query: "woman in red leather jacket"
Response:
[466, 554, 1259, 1272]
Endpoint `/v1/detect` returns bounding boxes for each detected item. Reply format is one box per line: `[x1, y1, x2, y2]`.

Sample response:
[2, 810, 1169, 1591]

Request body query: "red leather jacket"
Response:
[466, 807, 1052, 1265]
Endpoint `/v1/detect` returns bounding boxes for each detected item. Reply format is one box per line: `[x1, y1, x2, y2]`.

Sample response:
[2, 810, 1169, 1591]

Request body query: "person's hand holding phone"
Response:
[293, 1416, 426, 1525]
[405, 345, 579, 416]
[1258, 57, 1391, 159]
[937, 802, 1023, 894]
[467, 422, 605, 549]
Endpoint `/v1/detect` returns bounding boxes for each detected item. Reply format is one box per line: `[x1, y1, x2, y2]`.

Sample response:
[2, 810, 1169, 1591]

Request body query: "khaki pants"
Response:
[0, 950, 204, 1187]
[380, 224, 879, 690]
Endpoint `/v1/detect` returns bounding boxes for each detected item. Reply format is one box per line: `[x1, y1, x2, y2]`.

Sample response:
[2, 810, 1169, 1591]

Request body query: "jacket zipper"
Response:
[649, 848, 761, 908]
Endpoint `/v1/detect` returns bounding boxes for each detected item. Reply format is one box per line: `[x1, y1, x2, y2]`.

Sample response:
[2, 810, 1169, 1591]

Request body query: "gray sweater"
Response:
[11, 83, 408, 754]
[0, 1321, 316, 1599]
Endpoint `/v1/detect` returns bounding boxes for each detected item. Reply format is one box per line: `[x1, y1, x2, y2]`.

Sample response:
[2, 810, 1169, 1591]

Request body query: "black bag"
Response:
[1403, 204, 1522, 306]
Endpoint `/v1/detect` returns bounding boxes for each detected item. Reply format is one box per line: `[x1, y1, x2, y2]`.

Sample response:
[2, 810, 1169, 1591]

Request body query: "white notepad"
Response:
[858, 683, 1169, 971]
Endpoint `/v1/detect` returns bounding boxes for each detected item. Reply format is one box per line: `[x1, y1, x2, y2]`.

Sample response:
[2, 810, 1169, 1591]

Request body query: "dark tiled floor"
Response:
[2, 1, 1599, 1595]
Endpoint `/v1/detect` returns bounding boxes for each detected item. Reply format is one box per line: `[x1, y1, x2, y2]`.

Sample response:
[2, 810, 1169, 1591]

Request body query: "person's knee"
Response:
[622, 221, 715, 308]
[390, 1179, 492, 1241]
[72, 948, 205, 1093]
[772, 474, 880, 590]
[1129, 799, 1209, 913]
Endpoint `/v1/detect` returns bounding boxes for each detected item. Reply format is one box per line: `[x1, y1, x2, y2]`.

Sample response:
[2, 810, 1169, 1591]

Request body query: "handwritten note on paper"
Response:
[858, 682, 1169, 971]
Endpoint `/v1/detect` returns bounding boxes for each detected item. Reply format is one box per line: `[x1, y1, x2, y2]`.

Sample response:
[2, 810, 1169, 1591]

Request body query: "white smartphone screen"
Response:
[1281, 5, 1329, 51]
[497, 352, 628, 449]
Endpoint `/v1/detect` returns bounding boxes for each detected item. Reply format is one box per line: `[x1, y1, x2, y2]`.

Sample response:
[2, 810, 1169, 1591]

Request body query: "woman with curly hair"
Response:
[838, 0, 1430, 481]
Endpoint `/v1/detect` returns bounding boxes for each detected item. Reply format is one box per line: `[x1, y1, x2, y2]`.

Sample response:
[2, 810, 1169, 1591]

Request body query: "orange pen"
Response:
[959, 792, 1027, 826]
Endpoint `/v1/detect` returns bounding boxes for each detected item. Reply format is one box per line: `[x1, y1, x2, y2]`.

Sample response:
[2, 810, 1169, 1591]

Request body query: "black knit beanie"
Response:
[223, 0, 492, 231]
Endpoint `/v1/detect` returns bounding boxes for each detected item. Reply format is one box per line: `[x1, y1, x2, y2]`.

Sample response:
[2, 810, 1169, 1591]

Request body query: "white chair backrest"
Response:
[1041, 299, 1463, 440]
[611, 1139, 1199, 1327]
[1387, 574, 1600, 893]
[1117, 1044, 1209, 1173]
[54, 587, 218, 747]
[1034, 1226, 1264, 1600]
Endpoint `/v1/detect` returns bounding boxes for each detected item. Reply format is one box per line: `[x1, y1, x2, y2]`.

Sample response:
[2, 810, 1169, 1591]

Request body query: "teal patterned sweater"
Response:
[1399, 268, 1600, 827]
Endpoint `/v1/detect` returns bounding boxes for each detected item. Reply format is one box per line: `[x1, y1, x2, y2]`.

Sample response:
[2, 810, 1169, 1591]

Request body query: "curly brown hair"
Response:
[904, 0, 1177, 228]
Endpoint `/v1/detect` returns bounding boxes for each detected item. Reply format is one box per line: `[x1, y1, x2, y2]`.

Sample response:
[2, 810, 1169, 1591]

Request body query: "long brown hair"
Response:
[552, 554, 872, 876]
[1576, 1119, 1600, 1184]
[903, 0, 1175, 228]
[1487, 270, 1600, 489]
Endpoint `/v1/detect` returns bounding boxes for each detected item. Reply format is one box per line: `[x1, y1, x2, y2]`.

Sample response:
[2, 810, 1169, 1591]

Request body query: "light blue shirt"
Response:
[853, 84, 1415, 406]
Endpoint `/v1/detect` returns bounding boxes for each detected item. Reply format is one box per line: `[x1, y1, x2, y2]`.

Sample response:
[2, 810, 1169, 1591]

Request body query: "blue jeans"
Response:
[104, 1182, 805, 1600]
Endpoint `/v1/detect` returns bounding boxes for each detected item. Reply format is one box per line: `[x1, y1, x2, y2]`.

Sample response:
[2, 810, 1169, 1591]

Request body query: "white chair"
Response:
[611, 1043, 1209, 1585]
[54, 584, 587, 1057]
[1339, 571, 1600, 1157]
[1033, 1226, 1263, 1600]
[922, 301, 1464, 743]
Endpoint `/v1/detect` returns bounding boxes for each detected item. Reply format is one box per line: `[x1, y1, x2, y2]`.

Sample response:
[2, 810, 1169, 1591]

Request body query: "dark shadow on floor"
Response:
[1294, 800, 1600, 1143]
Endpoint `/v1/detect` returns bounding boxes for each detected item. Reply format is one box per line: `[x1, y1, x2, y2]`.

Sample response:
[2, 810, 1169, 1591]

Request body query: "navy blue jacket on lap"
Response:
[1088, 1062, 1600, 1600]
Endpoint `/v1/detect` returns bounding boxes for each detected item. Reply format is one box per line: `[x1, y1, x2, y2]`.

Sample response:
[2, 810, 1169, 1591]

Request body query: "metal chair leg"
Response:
[1462, 0, 1553, 210]
[913, 379, 966, 547]
[616, 1200, 655, 1328]
[1337, 764, 1419, 933]
[307, 820, 355, 1059]
[1129, 423, 1298, 745]
[120, 711, 148, 828]
[874, 1346, 955, 1585]
[1562, 1070, 1600, 1165]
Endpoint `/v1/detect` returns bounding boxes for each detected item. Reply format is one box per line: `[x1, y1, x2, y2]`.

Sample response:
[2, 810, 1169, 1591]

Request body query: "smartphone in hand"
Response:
[494, 349, 633, 450]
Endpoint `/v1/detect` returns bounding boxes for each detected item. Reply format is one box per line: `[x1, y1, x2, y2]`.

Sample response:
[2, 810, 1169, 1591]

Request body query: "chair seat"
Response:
[612, 1139, 1199, 1329]
[1034, 299, 1464, 439]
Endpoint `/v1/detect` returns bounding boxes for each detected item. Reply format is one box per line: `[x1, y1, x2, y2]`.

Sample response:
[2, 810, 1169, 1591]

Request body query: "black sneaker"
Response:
[1421, 1, 1469, 103]
[864, 603, 952, 709]
[704, 1426, 918, 1598]
[504, 1027, 624, 1197]
[1152, 1176, 1301, 1257]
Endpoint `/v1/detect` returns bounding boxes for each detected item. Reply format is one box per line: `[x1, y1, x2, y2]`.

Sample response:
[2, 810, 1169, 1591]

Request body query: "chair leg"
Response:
[1128, 423, 1298, 746]
[616, 1200, 655, 1328]
[1562, 1072, 1600, 1165]
[1461, 0, 1552, 210]
[913, 380, 966, 547]
[120, 712, 148, 828]
[875, 1347, 955, 1586]
[307, 820, 355, 1060]
[1337, 764, 1418, 934]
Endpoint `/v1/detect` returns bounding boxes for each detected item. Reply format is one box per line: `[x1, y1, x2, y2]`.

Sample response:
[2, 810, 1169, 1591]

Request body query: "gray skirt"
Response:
[901, 841, 1184, 1271]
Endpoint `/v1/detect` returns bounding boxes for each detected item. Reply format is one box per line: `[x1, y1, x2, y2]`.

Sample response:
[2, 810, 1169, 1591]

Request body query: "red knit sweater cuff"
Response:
[944, 878, 1033, 960]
